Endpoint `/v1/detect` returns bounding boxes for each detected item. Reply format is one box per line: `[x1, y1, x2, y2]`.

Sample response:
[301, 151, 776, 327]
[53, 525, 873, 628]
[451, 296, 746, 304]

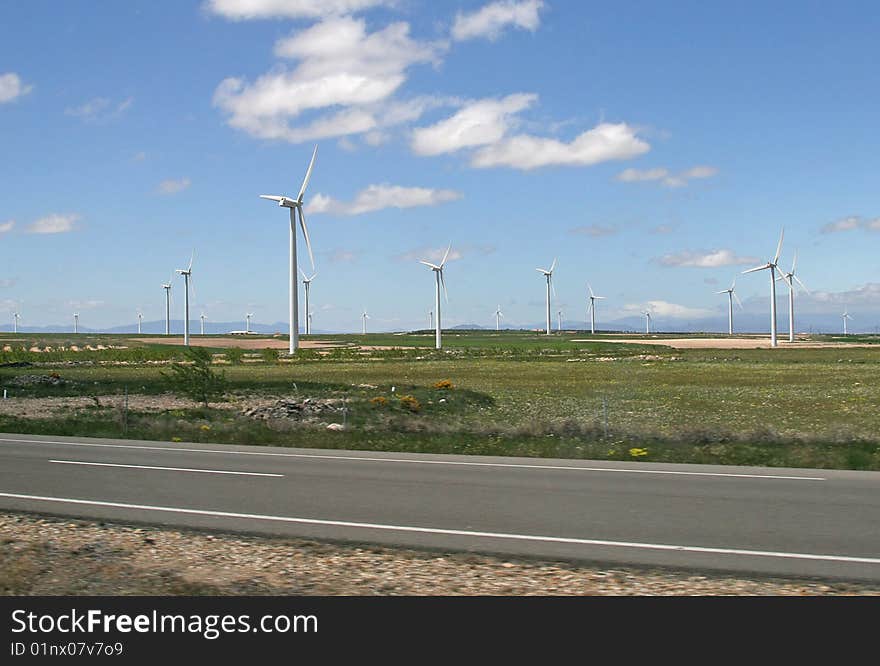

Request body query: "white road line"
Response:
[0, 437, 826, 481]
[0, 492, 877, 566]
[48, 460, 283, 478]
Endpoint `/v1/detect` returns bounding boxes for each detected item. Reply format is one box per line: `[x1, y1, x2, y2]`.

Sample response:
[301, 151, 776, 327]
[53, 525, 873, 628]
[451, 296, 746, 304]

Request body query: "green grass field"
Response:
[1, 330, 879, 470]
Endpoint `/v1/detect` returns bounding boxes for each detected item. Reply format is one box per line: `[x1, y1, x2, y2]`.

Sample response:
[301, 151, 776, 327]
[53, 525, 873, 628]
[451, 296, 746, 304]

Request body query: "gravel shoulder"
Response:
[2, 512, 878, 596]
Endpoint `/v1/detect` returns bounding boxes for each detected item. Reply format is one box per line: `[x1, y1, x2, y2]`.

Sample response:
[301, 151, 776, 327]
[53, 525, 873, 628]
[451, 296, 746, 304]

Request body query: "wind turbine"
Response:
[260, 144, 317, 354]
[137, 311, 143, 334]
[587, 284, 605, 335]
[175, 251, 194, 346]
[557, 309, 564, 332]
[742, 229, 784, 347]
[200, 313, 206, 335]
[842, 310, 853, 335]
[245, 313, 253, 334]
[536, 259, 556, 335]
[642, 310, 652, 334]
[777, 252, 809, 343]
[494, 305, 503, 331]
[12, 311, 20, 334]
[428, 310, 433, 330]
[419, 244, 451, 350]
[300, 269, 317, 335]
[716, 279, 743, 335]
[73, 313, 79, 334]
[161, 275, 172, 336]
[361, 309, 369, 334]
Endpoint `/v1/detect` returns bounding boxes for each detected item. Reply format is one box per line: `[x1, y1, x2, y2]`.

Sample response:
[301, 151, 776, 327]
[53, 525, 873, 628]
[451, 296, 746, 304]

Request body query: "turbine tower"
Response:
[260, 145, 317, 354]
[777, 252, 809, 343]
[362, 310, 369, 335]
[536, 259, 556, 335]
[642, 310, 652, 334]
[137, 311, 143, 334]
[742, 229, 785, 347]
[842, 310, 853, 335]
[494, 305, 503, 331]
[300, 270, 317, 335]
[557, 309, 564, 332]
[419, 244, 451, 350]
[12, 312, 20, 334]
[587, 284, 605, 335]
[428, 310, 433, 330]
[175, 251, 193, 346]
[245, 313, 253, 334]
[716, 279, 743, 335]
[162, 276, 172, 336]
[200, 313, 206, 335]
[73, 313, 79, 334]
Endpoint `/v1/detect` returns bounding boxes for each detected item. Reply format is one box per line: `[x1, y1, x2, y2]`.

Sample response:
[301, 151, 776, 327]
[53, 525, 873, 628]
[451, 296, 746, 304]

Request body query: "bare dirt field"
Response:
[574, 337, 876, 349]
[135, 336, 342, 350]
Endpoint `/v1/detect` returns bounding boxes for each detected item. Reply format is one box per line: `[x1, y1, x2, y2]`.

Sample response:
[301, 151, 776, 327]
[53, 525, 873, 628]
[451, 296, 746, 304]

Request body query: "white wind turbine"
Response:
[200, 313, 206, 335]
[742, 229, 784, 347]
[175, 251, 194, 346]
[494, 305, 503, 331]
[137, 311, 143, 334]
[428, 310, 433, 330]
[642, 310, 652, 334]
[777, 251, 809, 343]
[260, 145, 317, 354]
[161, 275, 172, 336]
[842, 310, 853, 335]
[587, 284, 605, 335]
[419, 244, 451, 350]
[536, 259, 556, 335]
[300, 269, 317, 335]
[361, 309, 369, 335]
[73, 313, 79, 334]
[12, 311, 20, 334]
[716, 279, 743, 335]
[557, 309, 564, 332]
[245, 313, 253, 334]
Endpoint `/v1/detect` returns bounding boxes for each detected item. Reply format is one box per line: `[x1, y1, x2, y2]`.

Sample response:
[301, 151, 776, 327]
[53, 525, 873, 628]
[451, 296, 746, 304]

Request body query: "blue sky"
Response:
[2, 0, 879, 333]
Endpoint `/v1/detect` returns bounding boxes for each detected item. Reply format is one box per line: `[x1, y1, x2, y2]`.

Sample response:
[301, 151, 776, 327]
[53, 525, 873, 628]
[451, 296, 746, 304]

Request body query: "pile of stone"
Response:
[242, 397, 346, 422]
[5, 374, 67, 387]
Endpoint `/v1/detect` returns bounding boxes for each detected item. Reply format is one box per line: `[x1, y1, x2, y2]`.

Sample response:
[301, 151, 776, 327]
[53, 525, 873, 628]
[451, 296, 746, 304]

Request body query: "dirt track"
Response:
[574, 337, 877, 350]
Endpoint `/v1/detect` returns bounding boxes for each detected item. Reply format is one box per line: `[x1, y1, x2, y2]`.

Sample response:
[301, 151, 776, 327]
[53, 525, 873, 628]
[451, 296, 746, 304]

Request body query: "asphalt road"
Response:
[1, 433, 879, 581]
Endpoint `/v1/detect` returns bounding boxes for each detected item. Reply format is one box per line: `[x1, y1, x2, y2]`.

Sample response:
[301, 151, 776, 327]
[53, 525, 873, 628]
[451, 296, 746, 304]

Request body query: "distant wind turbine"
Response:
[587, 284, 605, 335]
[536, 259, 557, 335]
[73, 313, 79, 334]
[842, 310, 853, 335]
[642, 310, 652, 334]
[300, 269, 317, 335]
[362, 309, 369, 335]
[742, 229, 784, 347]
[245, 313, 253, 334]
[428, 310, 433, 330]
[260, 144, 318, 354]
[175, 251, 194, 346]
[557, 309, 564, 332]
[137, 311, 143, 334]
[716, 279, 743, 335]
[776, 251, 809, 343]
[200, 313, 206, 335]
[161, 275, 172, 336]
[494, 305, 503, 331]
[12, 311, 20, 334]
[419, 244, 451, 350]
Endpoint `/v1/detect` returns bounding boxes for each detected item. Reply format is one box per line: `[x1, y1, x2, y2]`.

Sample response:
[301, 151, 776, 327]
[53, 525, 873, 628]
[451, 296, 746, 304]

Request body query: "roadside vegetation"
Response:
[1, 331, 879, 471]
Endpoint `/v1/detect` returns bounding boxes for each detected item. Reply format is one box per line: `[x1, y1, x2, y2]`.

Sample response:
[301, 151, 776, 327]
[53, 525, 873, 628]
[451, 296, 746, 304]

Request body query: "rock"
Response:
[326, 423, 345, 431]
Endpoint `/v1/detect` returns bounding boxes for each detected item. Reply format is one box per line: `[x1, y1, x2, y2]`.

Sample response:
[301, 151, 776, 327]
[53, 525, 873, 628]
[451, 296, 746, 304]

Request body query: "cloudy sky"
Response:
[1, 1, 878, 332]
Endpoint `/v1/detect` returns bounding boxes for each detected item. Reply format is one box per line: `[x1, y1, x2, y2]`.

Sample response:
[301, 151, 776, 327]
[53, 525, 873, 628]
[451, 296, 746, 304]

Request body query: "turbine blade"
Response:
[791, 250, 798, 274]
[793, 275, 810, 294]
[536, 268, 546, 274]
[773, 228, 784, 264]
[188, 249, 194, 272]
[588, 283, 595, 298]
[440, 269, 448, 303]
[440, 243, 451, 267]
[259, 195, 284, 202]
[298, 206, 316, 271]
[733, 291, 744, 309]
[550, 276, 557, 301]
[420, 261, 440, 269]
[297, 145, 318, 202]
[549, 257, 557, 273]
[742, 263, 770, 274]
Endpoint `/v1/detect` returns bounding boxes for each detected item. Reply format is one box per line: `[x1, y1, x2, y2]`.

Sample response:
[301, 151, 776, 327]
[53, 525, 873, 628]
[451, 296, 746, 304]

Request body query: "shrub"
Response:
[261, 348, 278, 364]
[225, 347, 245, 365]
[433, 379, 454, 390]
[370, 396, 388, 408]
[161, 346, 228, 407]
[398, 395, 421, 413]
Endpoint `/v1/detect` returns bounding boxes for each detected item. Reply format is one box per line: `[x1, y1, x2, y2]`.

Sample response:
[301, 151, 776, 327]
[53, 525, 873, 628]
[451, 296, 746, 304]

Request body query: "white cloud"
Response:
[27, 214, 80, 235]
[623, 300, 713, 319]
[157, 178, 191, 195]
[398, 245, 463, 263]
[410, 93, 536, 156]
[0, 279, 15, 288]
[617, 165, 717, 187]
[0, 220, 14, 234]
[452, 0, 544, 41]
[0, 72, 33, 104]
[659, 249, 760, 268]
[569, 225, 617, 237]
[66, 299, 104, 310]
[307, 184, 461, 216]
[213, 16, 445, 143]
[204, 0, 391, 20]
[820, 215, 880, 233]
[471, 122, 650, 170]
[65, 96, 133, 121]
